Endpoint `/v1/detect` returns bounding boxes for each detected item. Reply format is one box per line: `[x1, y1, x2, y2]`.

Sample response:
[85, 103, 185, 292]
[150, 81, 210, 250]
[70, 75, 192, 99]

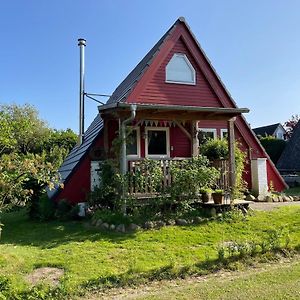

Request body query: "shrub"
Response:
[55, 199, 72, 221]
[37, 193, 56, 221]
[169, 155, 220, 200]
[200, 139, 247, 198]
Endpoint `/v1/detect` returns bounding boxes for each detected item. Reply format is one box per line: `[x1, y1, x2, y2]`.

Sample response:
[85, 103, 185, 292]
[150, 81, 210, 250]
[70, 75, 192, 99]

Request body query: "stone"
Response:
[166, 219, 176, 226]
[95, 219, 103, 227]
[278, 196, 283, 202]
[116, 224, 126, 233]
[246, 194, 256, 201]
[283, 196, 291, 202]
[143, 221, 154, 229]
[272, 196, 279, 202]
[176, 219, 188, 226]
[256, 195, 266, 202]
[293, 196, 300, 201]
[289, 196, 294, 202]
[128, 223, 140, 231]
[100, 222, 109, 230]
[265, 195, 273, 203]
[193, 216, 203, 224]
[155, 220, 166, 228]
[110, 224, 116, 231]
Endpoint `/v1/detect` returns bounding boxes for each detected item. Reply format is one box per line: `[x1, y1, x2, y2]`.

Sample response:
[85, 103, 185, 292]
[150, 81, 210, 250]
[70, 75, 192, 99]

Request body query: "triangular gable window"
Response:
[166, 53, 196, 85]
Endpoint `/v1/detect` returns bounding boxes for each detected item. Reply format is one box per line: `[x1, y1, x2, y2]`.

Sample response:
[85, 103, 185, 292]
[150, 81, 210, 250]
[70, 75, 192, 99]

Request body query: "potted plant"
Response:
[200, 188, 213, 203]
[212, 189, 225, 204]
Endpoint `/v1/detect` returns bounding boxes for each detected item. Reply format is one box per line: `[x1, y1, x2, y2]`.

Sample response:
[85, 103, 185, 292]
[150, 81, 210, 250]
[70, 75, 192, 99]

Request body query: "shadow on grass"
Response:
[0, 210, 135, 249]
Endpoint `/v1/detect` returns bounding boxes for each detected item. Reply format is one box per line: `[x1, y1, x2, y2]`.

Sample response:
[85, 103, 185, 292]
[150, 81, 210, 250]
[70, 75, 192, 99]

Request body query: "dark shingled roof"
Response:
[106, 19, 180, 104]
[277, 121, 300, 172]
[48, 114, 103, 198]
[253, 123, 281, 137]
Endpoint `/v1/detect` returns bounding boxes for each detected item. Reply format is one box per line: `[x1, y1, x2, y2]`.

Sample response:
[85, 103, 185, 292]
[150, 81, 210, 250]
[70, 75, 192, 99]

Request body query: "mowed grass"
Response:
[0, 205, 300, 296]
[137, 259, 300, 300]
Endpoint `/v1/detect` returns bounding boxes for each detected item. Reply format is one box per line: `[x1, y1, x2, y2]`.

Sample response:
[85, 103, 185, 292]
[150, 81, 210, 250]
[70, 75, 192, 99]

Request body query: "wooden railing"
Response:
[127, 158, 229, 197]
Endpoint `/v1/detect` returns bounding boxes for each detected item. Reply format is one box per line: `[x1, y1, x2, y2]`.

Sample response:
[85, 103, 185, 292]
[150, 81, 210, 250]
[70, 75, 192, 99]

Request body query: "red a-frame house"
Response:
[50, 17, 287, 204]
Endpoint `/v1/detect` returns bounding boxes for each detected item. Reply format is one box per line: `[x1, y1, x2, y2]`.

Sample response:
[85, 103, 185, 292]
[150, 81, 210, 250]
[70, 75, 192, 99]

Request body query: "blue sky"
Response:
[1, 0, 300, 132]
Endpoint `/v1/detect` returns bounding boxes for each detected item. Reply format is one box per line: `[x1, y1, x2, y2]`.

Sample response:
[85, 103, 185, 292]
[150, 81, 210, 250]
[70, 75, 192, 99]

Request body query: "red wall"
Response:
[128, 37, 222, 108]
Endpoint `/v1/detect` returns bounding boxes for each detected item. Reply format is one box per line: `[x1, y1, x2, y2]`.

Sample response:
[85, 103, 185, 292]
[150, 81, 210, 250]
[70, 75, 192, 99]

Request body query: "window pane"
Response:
[222, 131, 228, 139]
[198, 130, 215, 144]
[148, 130, 167, 155]
[126, 130, 137, 155]
[166, 54, 195, 83]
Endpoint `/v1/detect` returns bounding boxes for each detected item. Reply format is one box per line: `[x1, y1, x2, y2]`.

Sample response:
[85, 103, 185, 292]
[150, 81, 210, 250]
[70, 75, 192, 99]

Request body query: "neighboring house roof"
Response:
[277, 121, 300, 172]
[253, 123, 283, 137]
[48, 114, 103, 198]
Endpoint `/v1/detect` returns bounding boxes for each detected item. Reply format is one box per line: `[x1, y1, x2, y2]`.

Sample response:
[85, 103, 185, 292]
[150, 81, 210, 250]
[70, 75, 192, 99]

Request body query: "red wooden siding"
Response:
[130, 37, 222, 107]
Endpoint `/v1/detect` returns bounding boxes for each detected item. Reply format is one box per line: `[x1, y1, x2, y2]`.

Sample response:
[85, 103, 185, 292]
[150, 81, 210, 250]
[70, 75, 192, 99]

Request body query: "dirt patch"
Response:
[26, 267, 64, 287]
[250, 201, 300, 211]
[80, 255, 299, 300]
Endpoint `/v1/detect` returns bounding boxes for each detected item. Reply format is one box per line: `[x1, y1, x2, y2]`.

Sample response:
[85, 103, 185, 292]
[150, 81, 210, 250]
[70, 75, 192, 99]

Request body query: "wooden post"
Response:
[191, 120, 199, 157]
[227, 118, 236, 195]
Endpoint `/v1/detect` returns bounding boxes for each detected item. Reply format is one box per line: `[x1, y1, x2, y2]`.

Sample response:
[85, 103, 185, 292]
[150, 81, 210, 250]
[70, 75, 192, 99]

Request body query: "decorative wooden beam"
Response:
[228, 118, 236, 196]
[174, 120, 192, 140]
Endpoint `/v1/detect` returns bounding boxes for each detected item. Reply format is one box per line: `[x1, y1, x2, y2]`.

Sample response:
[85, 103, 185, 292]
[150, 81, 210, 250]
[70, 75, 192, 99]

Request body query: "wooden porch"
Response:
[127, 158, 229, 197]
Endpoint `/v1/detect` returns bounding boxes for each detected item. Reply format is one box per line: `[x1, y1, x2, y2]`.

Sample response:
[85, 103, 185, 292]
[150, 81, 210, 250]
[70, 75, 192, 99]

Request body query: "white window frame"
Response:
[220, 129, 228, 139]
[145, 127, 170, 158]
[126, 126, 141, 159]
[197, 128, 217, 142]
[165, 53, 196, 85]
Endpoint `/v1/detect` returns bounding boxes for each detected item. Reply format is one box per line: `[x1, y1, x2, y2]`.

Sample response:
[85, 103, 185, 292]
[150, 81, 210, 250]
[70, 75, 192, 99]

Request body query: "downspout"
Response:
[120, 104, 137, 214]
[120, 104, 137, 175]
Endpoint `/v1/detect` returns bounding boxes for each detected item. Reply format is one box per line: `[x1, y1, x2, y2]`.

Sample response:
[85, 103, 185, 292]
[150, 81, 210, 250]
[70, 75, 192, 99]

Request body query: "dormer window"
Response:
[166, 53, 196, 85]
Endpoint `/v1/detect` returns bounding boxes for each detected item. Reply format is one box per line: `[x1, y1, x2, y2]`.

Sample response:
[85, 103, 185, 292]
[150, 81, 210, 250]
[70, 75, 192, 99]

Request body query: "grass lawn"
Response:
[124, 257, 300, 300]
[0, 205, 300, 298]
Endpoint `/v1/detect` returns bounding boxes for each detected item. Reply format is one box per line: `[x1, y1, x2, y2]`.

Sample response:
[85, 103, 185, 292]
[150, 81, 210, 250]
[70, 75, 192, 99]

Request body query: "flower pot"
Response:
[212, 193, 224, 204]
[201, 192, 212, 203]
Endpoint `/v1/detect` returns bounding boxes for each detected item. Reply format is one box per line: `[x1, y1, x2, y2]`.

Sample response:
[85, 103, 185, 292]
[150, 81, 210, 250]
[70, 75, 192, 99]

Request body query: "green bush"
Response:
[38, 193, 56, 221]
[169, 155, 220, 200]
[259, 136, 286, 164]
[55, 199, 72, 221]
[200, 139, 247, 197]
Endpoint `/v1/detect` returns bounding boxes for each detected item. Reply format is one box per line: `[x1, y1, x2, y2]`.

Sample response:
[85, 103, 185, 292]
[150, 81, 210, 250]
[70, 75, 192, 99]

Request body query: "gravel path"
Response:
[250, 201, 300, 211]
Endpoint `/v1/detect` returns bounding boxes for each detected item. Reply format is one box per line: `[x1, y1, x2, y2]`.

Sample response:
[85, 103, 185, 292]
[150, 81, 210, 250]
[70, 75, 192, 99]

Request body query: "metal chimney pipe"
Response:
[78, 38, 86, 145]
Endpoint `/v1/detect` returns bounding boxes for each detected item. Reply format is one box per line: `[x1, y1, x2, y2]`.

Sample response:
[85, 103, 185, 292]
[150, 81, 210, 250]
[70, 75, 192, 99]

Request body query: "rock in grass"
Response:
[143, 221, 154, 229]
[100, 222, 109, 230]
[96, 219, 103, 227]
[265, 195, 273, 203]
[256, 195, 266, 202]
[283, 196, 290, 202]
[110, 224, 116, 231]
[193, 216, 203, 224]
[176, 219, 188, 226]
[155, 220, 166, 228]
[116, 224, 126, 233]
[166, 219, 176, 226]
[128, 223, 140, 231]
